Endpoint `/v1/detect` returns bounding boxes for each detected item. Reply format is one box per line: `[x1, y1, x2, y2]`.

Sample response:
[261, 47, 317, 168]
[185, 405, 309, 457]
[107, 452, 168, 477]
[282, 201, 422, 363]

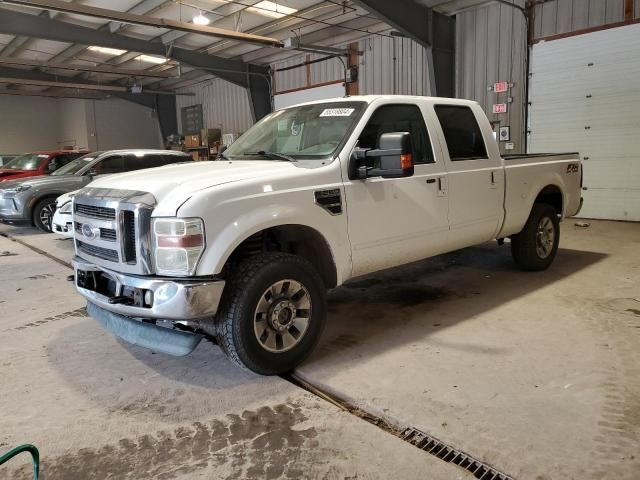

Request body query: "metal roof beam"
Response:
[0, 8, 269, 87]
[3, 0, 284, 48]
[0, 75, 190, 95]
[0, 87, 107, 100]
[0, 56, 175, 78]
[0, 9, 53, 57]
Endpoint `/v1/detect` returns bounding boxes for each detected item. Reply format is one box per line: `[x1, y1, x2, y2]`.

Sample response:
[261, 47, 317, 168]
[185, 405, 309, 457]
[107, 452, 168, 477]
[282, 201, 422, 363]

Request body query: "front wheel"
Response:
[33, 197, 56, 232]
[215, 253, 327, 375]
[511, 203, 560, 271]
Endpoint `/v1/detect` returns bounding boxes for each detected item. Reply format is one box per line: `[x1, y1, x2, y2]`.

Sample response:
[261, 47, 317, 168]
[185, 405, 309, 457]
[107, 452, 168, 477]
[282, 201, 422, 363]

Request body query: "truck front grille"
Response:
[75, 204, 116, 220]
[122, 210, 137, 263]
[100, 228, 117, 242]
[74, 222, 117, 242]
[76, 240, 119, 262]
[72, 189, 155, 275]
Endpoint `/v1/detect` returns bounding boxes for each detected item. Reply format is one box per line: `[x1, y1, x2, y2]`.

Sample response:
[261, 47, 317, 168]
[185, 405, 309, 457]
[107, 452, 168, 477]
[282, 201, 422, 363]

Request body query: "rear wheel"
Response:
[33, 197, 56, 233]
[215, 252, 326, 375]
[511, 203, 560, 271]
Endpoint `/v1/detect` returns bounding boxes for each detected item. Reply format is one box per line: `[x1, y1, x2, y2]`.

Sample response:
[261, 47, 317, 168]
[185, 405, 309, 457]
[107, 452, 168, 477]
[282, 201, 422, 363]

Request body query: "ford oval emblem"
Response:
[81, 223, 98, 240]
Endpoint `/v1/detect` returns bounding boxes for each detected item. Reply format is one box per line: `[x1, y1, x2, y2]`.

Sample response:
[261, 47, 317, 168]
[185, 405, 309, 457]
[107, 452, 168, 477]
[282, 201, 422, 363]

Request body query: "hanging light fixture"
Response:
[192, 11, 210, 25]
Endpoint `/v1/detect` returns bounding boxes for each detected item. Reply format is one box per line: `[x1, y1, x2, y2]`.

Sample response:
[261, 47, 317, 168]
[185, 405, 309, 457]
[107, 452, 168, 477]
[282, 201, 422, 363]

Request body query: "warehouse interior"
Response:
[0, 1, 639, 479]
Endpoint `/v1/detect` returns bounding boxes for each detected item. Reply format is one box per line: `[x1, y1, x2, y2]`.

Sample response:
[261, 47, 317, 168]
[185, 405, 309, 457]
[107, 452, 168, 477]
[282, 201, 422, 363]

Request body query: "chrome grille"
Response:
[75, 204, 115, 219]
[76, 240, 119, 262]
[100, 228, 117, 242]
[72, 188, 156, 276]
[122, 210, 136, 263]
[75, 222, 117, 242]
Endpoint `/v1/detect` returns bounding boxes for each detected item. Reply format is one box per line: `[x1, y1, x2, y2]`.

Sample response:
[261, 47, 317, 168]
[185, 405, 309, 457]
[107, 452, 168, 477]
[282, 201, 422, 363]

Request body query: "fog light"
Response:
[144, 290, 153, 307]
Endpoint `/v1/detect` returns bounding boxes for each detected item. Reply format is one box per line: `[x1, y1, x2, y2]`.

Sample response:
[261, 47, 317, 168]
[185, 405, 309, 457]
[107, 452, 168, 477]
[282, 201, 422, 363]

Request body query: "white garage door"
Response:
[528, 23, 640, 221]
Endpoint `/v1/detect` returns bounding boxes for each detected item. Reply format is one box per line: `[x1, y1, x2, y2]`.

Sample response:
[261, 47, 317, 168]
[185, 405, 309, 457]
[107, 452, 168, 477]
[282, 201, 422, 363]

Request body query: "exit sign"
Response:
[494, 81, 509, 93]
[492, 103, 508, 114]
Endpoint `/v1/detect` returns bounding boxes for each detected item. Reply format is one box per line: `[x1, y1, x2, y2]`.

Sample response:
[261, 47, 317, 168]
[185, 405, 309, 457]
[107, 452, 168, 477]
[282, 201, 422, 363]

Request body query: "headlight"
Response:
[4, 184, 32, 194]
[58, 201, 72, 213]
[152, 218, 205, 276]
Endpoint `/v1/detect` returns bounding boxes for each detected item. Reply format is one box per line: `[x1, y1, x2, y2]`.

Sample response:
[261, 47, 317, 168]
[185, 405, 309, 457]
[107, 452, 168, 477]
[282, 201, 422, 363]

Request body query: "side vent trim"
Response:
[314, 189, 342, 215]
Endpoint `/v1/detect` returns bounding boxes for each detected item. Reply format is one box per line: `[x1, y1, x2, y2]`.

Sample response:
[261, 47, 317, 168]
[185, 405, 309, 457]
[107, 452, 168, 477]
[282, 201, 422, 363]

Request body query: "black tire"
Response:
[33, 197, 56, 232]
[215, 252, 327, 375]
[511, 203, 560, 271]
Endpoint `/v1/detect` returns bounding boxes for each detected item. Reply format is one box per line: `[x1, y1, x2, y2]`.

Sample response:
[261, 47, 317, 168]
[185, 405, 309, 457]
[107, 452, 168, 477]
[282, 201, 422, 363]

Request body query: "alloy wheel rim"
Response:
[536, 216, 555, 259]
[253, 279, 311, 353]
[40, 203, 55, 231]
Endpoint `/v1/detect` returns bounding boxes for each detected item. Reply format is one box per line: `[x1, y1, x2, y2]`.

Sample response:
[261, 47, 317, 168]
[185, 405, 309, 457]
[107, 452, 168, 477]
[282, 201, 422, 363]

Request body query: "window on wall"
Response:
[358, 104, 435, 164]
[434, 105, 487, 161]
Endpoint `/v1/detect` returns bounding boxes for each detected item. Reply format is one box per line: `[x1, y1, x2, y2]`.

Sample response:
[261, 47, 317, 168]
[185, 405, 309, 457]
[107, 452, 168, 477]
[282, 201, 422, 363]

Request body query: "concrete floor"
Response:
[1, 219, 639, 480]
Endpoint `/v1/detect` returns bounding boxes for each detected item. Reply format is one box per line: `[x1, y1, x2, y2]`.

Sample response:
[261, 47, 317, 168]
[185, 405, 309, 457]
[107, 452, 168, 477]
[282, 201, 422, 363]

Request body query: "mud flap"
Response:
[87, 302, 202, 356]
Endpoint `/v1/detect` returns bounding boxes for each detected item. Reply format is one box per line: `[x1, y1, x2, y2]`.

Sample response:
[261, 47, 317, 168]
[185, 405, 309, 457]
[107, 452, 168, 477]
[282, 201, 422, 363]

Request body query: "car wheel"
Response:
[215, 252, 326, 375]
[33, 197, 56, 233]
[511, 203, 560, 271]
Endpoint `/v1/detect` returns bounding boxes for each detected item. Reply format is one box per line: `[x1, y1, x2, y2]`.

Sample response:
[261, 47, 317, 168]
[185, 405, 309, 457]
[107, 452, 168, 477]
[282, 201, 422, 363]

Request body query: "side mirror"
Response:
[87, 168, 98, 177]
[351, 132, 414, 180]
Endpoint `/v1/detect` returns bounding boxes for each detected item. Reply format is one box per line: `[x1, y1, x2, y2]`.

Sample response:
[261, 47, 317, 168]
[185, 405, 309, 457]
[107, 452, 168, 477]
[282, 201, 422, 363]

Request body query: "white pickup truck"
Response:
[71, 95, 582, 375]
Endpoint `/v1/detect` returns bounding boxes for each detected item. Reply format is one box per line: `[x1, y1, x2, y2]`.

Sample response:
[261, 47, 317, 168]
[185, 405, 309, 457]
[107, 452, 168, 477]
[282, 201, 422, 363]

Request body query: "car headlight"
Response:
[152, 218, 205, 276]
[4, 184, 32, 194]
[58, 201, 72, 213]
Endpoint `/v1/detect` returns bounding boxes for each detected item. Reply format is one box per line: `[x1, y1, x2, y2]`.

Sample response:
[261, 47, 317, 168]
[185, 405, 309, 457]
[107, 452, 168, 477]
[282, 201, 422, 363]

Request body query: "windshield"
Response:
[3, 153, 49, 171]
[51, 154, 96, 176]
[225, 101, 366, 160]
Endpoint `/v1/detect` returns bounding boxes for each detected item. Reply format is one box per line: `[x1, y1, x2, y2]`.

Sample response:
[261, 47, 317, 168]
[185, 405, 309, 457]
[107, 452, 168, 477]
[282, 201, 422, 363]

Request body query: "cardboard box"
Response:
[185, 134, 201, 148]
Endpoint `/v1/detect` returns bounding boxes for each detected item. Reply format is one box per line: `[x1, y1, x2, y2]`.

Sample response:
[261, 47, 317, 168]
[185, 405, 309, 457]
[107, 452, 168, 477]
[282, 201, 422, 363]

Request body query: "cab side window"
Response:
[434, 106, 487, 161]
[47, 155, 68, 172]
[358, 105, 434, 165]
[95, 156, 125, 174]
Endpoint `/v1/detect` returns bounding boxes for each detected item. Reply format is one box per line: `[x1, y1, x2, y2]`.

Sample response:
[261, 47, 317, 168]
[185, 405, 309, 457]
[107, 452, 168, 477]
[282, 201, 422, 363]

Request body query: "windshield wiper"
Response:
[243, 151, 297, 162]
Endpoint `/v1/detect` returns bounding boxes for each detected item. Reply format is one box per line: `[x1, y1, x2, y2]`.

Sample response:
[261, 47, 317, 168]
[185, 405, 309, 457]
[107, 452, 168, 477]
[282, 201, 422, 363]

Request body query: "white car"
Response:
[71, 95, 583, 374]
[51, 191, 76, 238]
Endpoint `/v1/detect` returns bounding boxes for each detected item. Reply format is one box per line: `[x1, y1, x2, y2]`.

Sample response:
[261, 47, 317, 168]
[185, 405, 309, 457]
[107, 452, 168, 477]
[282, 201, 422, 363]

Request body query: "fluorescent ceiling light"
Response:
[193, 12, 210, 25]
[88, 46, 127, 56]
[248, 1, 297, 18]
[135, 55, 168, 64]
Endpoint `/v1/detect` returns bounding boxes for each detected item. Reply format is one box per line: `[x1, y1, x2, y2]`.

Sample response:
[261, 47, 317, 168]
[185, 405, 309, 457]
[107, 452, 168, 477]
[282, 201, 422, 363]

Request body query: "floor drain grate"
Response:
[401, 427, 515, 480]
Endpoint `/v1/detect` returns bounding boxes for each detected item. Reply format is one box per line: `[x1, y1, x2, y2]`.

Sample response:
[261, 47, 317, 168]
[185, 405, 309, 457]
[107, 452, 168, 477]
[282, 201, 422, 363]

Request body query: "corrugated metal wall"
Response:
[176, 77, 254, 136]
[532, 0, 630, 39]
[456, 0, 527, 153]
[272, 53, 344, 92]
[358, 33, 433, 96]
[272, 32, 433, 96]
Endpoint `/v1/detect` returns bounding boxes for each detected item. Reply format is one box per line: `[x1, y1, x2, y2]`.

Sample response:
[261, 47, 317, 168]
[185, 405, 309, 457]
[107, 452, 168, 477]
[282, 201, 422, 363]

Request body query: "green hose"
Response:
[0, 444, 39, 480]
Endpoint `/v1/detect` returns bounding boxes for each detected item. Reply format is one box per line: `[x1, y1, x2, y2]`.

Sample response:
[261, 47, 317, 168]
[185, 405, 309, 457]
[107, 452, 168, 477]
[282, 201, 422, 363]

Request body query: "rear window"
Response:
[434, 106, 487, 161]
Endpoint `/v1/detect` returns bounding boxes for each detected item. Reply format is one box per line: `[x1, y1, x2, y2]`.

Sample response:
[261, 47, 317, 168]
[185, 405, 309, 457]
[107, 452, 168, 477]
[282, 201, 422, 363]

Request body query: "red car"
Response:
[0, 150, 89, 182]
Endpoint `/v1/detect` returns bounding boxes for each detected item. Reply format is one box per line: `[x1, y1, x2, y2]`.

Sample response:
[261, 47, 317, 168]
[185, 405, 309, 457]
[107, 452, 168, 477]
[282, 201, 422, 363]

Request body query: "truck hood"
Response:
[85, 160, 298, 208]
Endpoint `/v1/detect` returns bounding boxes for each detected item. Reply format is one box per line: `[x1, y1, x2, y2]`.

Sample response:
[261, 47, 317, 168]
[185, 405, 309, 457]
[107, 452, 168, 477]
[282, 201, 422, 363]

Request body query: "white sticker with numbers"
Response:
[320, 108, 355, 117]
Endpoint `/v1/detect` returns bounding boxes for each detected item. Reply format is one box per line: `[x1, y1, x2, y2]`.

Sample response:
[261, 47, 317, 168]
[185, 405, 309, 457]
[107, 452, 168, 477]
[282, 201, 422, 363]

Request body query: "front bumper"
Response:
[0, 196, 29, 223]
[86, 302, 203, 356]
[73, 256, 225, 321]
[52, 210, 73, 237]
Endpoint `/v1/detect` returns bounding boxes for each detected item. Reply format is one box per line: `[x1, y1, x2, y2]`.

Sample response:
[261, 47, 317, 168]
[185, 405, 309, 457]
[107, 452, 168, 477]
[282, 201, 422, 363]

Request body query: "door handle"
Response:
[426, 178, 436, 184]
[491, 171, 496, 184]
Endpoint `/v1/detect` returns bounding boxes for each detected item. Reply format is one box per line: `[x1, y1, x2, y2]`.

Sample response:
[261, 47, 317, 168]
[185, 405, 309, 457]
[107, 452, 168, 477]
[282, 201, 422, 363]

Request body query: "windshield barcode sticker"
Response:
[320, 108, 355, 117]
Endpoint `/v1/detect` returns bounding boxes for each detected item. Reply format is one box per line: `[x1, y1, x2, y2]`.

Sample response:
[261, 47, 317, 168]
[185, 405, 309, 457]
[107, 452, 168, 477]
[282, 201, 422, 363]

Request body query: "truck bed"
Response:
[498, 152, 582, 238]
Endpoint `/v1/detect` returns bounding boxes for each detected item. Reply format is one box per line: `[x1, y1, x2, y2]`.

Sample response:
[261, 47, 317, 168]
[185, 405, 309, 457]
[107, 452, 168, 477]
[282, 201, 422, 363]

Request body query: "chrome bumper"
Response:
[73, 256, 225, 321]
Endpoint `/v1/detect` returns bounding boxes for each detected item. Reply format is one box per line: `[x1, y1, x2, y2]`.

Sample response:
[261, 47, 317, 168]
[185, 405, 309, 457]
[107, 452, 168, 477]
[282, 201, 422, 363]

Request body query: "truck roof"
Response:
[286, 94, 480, 109]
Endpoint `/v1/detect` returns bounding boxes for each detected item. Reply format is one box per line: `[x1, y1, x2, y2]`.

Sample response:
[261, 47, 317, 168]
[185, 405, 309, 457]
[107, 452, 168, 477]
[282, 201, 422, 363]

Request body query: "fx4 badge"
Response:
[567, 163, 579, 174]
